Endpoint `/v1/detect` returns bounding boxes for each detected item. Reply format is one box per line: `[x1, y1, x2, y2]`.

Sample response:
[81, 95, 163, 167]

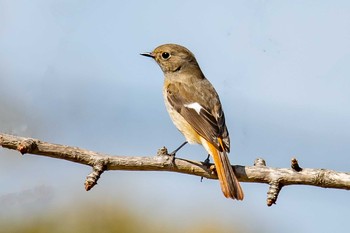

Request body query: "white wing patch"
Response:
[184, 102, 203, 115]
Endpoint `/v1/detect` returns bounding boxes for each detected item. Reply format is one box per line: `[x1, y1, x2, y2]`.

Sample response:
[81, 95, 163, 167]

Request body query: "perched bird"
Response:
[141, 44, 244, 200]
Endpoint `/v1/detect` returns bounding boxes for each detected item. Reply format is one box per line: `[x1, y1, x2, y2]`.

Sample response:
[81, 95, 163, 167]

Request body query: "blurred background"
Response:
[1, 1, 350, 232]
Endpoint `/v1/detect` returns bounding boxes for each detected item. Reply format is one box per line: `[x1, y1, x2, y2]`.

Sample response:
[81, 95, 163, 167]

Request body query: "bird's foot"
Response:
[203, 154, 211, 166]
[200, 154, 211, 182]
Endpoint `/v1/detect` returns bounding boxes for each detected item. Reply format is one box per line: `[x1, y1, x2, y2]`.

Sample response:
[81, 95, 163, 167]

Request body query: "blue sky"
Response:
[1, 1, 350, 232]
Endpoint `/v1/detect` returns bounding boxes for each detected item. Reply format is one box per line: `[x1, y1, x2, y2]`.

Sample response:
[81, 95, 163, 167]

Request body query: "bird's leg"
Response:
[201, 154, 211, 182]
[169, 141, 188, 157]
[203, 154, 211, 165]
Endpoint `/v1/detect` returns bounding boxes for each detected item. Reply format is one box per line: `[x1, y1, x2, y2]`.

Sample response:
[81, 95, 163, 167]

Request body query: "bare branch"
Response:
[1, 133, 349, 206]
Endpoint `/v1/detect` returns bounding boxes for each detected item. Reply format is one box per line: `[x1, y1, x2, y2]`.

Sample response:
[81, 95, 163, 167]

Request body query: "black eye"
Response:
[161, 52, 170, 59]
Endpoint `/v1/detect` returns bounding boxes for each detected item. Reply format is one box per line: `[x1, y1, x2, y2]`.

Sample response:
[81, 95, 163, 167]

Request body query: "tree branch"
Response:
[1, 133, 349, 206]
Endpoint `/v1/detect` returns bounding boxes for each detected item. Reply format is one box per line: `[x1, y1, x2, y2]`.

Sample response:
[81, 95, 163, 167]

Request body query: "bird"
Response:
[141, 44, 244, 200]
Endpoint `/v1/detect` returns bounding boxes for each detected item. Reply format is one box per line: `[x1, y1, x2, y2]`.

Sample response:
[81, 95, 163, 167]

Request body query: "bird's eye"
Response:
[161, 52, 170, 60]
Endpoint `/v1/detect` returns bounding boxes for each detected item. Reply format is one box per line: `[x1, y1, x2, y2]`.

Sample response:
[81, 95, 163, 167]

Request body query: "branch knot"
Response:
[17, 139, 37, 154]
[314, 169, 328, 187]
[254, 158, 266, 167]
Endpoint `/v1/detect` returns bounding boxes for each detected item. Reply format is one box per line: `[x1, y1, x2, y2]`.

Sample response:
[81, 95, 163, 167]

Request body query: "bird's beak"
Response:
[140, 52, 155, 58]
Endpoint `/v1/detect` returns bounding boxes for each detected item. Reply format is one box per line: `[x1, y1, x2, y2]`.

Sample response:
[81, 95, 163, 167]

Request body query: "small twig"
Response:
[85, 161, 106, 191]
[267, 180, 282, 206]
[291, 157, 303, 172]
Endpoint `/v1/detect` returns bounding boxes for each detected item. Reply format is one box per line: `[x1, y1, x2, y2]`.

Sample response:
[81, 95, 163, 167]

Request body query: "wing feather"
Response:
[166, 81, 230, 152]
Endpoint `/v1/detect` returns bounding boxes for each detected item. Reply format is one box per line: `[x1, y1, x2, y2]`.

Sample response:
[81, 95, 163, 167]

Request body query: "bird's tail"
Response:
[205, 140, 244, 200]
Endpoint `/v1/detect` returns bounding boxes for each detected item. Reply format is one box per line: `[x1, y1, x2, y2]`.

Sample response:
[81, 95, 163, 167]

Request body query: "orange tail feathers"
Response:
[205, 141, 244, 200]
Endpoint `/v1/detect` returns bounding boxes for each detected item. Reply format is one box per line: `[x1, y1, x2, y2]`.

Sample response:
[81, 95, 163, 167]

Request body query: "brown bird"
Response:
[141, 44, 244, 200]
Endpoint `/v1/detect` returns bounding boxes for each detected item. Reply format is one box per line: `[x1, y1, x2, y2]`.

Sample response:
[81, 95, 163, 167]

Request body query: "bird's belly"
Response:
[163, 95, 201, 144]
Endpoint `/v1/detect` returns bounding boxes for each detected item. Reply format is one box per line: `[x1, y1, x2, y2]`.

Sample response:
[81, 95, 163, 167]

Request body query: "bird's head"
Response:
[141, 44, 199, 73]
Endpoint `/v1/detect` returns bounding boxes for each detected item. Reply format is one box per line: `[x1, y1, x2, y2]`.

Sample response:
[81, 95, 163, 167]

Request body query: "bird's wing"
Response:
[166, 81, 230, 152]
